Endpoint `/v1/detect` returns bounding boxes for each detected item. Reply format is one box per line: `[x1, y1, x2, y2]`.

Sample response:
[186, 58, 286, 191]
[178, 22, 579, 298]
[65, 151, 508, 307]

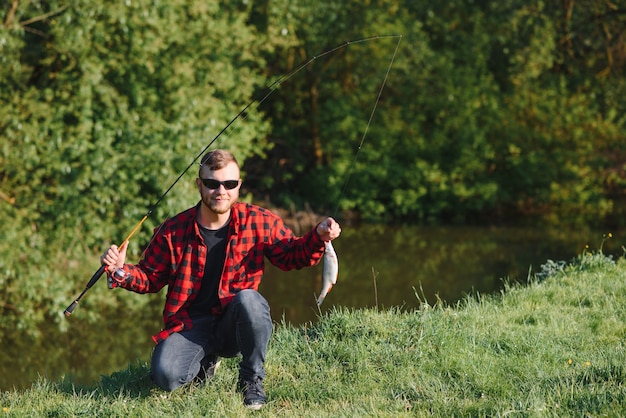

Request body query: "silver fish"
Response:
[317, 241, 338, 307]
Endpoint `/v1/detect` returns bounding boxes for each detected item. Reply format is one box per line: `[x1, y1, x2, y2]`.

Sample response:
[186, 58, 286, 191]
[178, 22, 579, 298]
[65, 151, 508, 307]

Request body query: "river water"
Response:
[2, 223, 624, 391]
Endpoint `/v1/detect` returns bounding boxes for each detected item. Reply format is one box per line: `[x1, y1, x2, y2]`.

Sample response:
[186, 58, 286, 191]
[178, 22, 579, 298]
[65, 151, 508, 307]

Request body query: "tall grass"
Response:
[2, 250, 626, 417]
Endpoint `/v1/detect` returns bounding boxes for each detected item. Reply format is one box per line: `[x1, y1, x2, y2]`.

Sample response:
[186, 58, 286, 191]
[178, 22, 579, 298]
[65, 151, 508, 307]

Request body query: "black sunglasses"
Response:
[200, 178, 240, 190]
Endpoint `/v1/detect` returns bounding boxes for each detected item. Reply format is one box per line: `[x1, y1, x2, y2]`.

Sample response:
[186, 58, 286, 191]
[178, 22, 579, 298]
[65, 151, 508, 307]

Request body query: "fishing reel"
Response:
[107, 267, 130, 289]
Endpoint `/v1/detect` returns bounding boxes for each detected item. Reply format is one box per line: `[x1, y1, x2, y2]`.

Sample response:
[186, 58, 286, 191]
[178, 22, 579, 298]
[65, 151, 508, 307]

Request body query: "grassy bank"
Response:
[2, 250, 626, 417]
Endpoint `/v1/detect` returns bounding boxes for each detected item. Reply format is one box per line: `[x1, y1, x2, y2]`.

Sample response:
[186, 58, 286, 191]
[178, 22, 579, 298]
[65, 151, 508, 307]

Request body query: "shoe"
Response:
[238, 377, 267, 410]
[195, 354, 221, 384]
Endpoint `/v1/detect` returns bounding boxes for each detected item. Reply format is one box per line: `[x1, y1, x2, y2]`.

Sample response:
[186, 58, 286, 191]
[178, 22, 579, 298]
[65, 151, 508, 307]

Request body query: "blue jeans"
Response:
[150, 289, 273, 391]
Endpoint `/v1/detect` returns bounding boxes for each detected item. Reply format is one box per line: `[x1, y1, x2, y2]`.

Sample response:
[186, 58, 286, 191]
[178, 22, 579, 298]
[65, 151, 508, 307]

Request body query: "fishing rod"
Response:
[63, 34, 403, 317]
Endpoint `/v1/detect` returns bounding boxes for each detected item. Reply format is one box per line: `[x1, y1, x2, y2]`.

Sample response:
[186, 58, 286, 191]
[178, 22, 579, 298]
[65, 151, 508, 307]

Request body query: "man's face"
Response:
[197, 161, 241, 215]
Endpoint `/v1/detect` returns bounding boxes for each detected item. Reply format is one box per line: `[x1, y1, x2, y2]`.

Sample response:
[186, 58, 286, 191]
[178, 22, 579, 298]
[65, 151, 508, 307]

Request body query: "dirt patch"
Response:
[256, 200, 359, 234]
[264, 203, 325, 235]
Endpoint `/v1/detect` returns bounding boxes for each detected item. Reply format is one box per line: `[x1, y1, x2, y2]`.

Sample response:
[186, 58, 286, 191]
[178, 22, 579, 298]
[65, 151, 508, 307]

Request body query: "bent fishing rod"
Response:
[63, 34, 403, 317]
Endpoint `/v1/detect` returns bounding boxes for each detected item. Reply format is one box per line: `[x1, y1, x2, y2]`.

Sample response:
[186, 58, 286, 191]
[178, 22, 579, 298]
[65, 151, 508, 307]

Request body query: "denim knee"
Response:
[233, 290, 272, 325]
[151, 355, 183, 391]
[150, 333, 205, 391]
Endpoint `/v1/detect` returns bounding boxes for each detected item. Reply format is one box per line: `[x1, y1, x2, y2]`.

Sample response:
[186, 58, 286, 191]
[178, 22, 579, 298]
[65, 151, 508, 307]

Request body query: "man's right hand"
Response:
[100, 241, 129, 271]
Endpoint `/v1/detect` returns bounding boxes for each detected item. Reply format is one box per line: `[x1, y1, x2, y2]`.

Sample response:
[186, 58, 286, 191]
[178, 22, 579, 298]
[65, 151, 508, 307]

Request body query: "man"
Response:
[100, 149, 341, 409]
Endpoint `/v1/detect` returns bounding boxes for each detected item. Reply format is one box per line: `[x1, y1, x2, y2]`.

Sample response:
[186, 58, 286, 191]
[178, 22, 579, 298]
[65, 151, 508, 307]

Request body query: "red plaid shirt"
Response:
[117, 202, 326, 344]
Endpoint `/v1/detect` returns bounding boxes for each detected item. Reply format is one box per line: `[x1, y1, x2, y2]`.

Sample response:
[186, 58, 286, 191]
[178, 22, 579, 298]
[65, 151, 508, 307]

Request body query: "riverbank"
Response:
[2, 250, 625, 416]
[258, 199, 359, 234]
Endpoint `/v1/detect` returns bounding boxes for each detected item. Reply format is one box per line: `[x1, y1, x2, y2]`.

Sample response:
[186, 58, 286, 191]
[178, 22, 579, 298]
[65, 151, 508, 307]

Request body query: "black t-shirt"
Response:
[187, 222, 229, 317]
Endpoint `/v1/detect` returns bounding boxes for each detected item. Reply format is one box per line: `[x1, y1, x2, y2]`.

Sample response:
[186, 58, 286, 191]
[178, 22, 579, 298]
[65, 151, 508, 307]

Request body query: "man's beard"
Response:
[202, 192, 234, 215]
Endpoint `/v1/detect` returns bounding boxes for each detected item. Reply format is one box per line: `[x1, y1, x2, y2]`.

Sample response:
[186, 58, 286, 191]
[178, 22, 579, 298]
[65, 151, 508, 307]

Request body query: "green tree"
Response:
[245, 0, 410, 219]
[2, 0, 626, 333]
[485, 1, 625, 223]
[245, 0, 626, 225]
[0, 0, 270, 329]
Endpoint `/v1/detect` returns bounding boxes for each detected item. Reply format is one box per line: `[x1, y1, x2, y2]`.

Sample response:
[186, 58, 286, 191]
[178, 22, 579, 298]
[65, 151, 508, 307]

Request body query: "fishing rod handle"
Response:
[85, 264, 107, 289]
[63, 300, 79, 317]
[63, 264, 107, 317]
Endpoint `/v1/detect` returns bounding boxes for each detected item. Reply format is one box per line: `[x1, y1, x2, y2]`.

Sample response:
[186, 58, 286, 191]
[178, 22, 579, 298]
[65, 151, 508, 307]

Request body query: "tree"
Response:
[0, 0, 271, 329]
[245, 0, 410, 218]
[245, 0, 626, 225]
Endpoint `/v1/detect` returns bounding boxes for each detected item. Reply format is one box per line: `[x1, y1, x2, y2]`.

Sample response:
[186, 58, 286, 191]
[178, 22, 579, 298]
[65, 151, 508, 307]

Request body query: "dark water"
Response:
[260, 224, 624, 323]
[2, 224, 624, 391]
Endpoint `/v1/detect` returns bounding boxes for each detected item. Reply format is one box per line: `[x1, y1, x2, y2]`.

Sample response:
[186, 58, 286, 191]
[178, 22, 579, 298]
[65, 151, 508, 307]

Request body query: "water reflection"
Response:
[0, 297, 162, 391]
[261, 224, 622, 325]
[1, 224, 622, 391]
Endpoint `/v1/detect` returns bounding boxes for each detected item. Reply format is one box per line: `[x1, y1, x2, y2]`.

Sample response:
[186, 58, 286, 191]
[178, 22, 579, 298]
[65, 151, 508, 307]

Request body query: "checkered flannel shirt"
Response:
[117, 202, 325, 344]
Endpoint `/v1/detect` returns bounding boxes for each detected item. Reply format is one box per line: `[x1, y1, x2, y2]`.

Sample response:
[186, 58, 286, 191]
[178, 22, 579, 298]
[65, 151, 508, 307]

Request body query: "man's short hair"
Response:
[199, 149, 239, 175]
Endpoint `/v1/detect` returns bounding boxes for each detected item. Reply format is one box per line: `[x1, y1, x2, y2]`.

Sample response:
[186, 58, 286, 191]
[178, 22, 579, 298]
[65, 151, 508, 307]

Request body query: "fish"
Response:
[317, 241, 338, 307]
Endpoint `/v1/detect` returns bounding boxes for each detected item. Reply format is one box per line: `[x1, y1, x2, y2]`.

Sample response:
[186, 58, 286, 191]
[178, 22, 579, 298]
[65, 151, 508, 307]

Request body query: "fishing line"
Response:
[315, 35, 401, 309]
[64, 34, 403, 316]
[332, 35, 403, 219]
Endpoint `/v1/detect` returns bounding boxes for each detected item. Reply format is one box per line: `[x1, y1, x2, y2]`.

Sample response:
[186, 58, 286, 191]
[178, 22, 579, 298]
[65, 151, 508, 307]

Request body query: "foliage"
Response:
[1, 0, 626, 338]
[246, 0, 626, 224]
[3, 251, 626, 416]
[0, 0, 270, 331]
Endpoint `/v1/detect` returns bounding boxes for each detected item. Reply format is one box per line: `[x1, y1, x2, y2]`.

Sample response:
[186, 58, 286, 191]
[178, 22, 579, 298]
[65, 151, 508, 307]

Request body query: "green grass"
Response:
[3, 251, 626, 417]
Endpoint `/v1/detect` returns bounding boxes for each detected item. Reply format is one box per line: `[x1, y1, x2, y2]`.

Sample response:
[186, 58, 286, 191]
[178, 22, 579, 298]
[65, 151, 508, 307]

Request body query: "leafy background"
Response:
[1, 0, 625, 331]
